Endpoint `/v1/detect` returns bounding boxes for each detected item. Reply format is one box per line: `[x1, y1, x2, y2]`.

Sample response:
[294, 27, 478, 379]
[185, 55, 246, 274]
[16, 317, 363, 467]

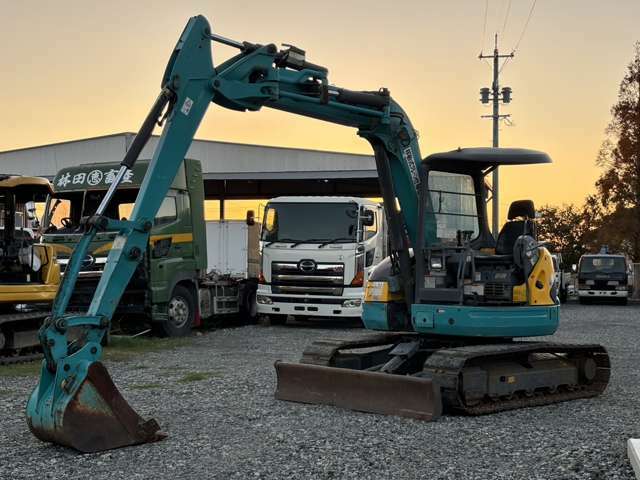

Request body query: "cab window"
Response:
[427, 171, 479, 241]
[154, 196, 178, 226]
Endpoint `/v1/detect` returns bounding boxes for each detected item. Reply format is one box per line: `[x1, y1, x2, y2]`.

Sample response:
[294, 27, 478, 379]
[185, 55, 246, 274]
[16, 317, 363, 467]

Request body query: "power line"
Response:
[501, 0, 513, 35]
[499, 55, 511, 74]
[499, 0, 537, 74]
[513, 0, 537, 53]
[480, 0, 489, 54]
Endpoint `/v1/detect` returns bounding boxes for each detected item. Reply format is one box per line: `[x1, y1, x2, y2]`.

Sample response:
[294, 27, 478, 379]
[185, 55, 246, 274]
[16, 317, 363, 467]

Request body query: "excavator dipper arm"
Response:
[27, 15, 432, 452]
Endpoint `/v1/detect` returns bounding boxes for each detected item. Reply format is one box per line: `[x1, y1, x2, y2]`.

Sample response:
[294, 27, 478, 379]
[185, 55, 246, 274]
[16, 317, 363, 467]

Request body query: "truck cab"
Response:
[42, 159, 207, 336]
[256, 197, 386, 322]
[577, 252, 632, 305]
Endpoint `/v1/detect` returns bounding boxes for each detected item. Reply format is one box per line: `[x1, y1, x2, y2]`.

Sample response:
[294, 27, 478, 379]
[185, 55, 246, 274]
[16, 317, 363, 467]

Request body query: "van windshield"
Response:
[579, 256, 626, 274]
[261, 202, 358, 243]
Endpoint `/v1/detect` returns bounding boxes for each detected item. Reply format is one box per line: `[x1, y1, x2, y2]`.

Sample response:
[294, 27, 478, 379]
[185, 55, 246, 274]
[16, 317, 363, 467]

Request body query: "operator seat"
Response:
[495, 200, 536, 255]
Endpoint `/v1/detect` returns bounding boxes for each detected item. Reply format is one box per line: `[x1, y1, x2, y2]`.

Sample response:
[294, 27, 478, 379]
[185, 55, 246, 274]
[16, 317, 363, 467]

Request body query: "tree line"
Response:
[537, 43, 640, 267]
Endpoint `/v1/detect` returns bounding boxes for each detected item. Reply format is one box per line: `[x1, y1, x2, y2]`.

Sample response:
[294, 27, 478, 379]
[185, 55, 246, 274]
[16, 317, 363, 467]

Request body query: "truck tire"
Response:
[240, 283, 258, 324]
[157, 285, 195, 337]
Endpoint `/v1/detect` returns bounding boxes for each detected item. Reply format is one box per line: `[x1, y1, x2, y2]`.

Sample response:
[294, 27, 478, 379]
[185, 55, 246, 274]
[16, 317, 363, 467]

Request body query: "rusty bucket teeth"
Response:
[274, 361, 442, 421]
[29, 362, 166, 453]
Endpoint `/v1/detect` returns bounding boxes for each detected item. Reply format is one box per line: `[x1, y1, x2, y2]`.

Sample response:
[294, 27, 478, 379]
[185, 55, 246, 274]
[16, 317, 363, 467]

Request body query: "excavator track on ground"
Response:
[0, 311, 47, 365]
[276, 335, 610, 419]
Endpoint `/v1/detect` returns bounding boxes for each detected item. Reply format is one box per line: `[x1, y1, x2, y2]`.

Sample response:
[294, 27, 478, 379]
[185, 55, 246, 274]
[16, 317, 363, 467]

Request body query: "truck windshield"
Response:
[427, 171, 479, 241]
[261, 202, 358, 244]
[579, 256, 626, 274]
[44, 189, 139, 233]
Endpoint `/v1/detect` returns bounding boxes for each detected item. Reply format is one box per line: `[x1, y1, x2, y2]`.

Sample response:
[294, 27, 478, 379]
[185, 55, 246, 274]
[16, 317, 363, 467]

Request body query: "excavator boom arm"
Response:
[27, 14, 427, 452]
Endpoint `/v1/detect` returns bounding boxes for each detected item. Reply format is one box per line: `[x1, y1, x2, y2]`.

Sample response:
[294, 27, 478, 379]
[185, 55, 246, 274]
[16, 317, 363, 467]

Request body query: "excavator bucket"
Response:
[274, 361, 442, 421]
[27, 362, 165, 453]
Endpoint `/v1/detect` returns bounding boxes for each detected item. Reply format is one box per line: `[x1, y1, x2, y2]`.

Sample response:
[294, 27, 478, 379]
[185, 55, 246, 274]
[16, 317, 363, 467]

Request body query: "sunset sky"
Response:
[2, 0, 639, 217]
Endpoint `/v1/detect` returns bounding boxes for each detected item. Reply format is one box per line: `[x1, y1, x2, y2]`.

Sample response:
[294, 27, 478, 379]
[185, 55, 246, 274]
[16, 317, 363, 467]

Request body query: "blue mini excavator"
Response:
[26, 15, 609, 452]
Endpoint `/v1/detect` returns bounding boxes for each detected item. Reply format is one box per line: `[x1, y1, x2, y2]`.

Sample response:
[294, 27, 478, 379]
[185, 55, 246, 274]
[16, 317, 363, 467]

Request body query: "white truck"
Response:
[256, 196, 386, 323]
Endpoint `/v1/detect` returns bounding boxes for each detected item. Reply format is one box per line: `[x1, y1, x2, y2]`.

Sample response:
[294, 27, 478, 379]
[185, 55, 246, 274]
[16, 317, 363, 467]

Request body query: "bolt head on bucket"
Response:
[27, 362, 165, 453]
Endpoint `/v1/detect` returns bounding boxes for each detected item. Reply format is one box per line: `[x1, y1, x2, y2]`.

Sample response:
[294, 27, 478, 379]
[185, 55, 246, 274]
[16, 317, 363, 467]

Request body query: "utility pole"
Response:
[479, 34, 513, 238]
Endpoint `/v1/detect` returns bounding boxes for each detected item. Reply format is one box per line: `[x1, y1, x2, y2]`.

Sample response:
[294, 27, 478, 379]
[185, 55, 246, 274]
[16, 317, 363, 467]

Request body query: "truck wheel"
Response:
[157, 285, 195, 337]
[240, 284, 258, 324]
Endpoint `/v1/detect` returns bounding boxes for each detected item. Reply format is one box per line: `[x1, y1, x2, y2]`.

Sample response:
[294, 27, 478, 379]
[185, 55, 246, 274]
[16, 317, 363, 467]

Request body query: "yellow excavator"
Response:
[0, 175, 60, 363]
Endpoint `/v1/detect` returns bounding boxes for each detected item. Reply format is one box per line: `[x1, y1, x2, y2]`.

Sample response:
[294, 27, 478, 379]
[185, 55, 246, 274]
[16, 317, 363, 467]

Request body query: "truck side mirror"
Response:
[246, 210, 256, 226]
[361, 210, 374, 227]
[571, 264, 577, 273]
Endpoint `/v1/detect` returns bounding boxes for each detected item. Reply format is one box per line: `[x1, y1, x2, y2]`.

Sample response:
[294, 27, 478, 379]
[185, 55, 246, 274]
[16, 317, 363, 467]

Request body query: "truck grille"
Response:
[271, 261, 344, 296]
[57, 257, 148, 313]
[58, 256, 107, 278]
[593, 279, 617, 291]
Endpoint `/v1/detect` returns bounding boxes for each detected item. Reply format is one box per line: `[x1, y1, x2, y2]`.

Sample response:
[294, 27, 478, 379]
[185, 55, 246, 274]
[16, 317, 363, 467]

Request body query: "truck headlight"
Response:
[607, 280, 619, 286]
[586, 280, 595, 286]
[256, 295, 273, 305]
[342, 298, 362, 308]
[616, 286, 627, 291]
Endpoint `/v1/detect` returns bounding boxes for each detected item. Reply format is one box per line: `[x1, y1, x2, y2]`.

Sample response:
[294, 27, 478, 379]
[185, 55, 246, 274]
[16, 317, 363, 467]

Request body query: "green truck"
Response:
[41, 159, 259, 336]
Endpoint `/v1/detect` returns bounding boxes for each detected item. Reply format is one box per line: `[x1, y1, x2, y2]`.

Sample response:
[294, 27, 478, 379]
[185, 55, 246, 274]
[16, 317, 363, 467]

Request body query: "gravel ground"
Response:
[1, 303, 639, 480]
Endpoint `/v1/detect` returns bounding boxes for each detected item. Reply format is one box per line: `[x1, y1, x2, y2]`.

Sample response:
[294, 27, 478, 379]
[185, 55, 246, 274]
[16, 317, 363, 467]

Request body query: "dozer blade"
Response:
[28, 362, 165, 453]
[274, 361, 442, 421]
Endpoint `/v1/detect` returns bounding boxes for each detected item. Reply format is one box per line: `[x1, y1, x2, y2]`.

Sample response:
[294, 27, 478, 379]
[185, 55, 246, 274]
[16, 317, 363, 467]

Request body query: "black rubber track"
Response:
[298, 336, 610, 416]
[422, 341, 610, 415]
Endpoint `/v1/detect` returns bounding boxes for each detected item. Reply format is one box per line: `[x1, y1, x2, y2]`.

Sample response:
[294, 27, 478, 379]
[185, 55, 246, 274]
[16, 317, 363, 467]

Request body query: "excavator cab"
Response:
[412, 147, 555, 311]
[0, 176, 60, 358]
[361, 147, 559, 336]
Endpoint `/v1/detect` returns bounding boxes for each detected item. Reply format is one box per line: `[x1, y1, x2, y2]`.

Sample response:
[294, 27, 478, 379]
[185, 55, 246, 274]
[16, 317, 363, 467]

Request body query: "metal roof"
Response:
[0, 175, 53, 193]
[0, 132, 376, 180]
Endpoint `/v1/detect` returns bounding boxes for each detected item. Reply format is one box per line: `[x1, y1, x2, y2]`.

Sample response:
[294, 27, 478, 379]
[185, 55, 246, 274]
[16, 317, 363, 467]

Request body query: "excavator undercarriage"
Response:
[276, 334, 610, 419]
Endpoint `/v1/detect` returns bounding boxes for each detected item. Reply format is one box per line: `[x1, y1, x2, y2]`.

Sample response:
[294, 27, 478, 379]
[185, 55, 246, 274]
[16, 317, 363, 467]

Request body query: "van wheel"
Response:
[156, 285, 195, 337]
